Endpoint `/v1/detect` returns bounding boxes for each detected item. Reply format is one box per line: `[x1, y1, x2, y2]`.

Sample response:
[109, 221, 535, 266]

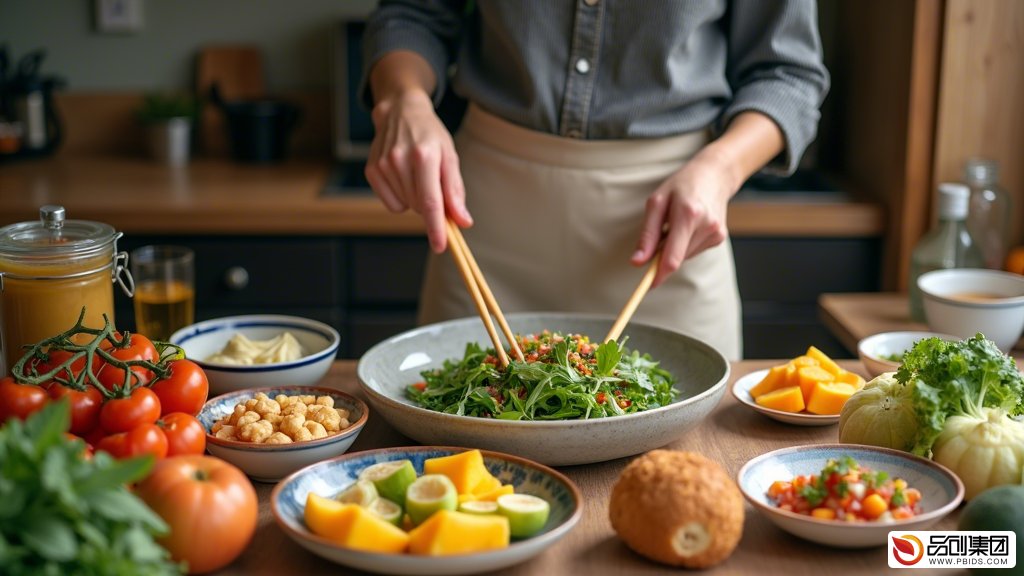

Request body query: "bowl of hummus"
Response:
[170, 315, 340, 396]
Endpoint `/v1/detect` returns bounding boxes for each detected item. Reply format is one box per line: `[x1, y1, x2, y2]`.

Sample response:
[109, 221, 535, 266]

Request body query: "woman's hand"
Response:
[632, 111, 785, 287]
[365, 52, 472, 253]
[632, 152, 739, 287]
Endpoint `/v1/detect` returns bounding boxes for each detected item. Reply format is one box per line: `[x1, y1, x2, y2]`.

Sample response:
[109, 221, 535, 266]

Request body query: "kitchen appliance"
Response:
[209, 84, 301, 163]
[0, 48, 65, 160]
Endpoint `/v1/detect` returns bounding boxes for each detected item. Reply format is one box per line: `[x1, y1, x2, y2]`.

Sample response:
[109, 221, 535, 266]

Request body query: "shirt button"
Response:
[575, 58, 591, 74]
[566, 129, 583, 139]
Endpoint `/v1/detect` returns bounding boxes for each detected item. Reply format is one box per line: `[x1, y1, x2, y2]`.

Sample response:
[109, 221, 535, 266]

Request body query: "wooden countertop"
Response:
[818, 292, 1024, 355]
[0, 156, 886, 237]
[220, 360, 962, 576]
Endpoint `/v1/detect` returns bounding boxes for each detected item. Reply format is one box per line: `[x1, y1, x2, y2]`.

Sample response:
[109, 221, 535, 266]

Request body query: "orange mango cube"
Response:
[805, 346, 842, 376]
[797, 366, 836, 403]
[755, 385, 805, 413]
[806, 382, 857, 415]
[836, 370, 866, 391]
[749, 365, 790, 398]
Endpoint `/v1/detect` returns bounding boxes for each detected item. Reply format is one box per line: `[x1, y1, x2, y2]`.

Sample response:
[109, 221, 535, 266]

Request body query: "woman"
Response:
[361, 1, 828, 360]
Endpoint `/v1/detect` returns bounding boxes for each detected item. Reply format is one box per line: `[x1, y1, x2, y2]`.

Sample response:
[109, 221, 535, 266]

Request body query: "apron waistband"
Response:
[460, 103, 710, 169]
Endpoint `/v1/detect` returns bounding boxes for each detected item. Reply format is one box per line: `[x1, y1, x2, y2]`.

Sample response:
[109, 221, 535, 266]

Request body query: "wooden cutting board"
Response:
[196, 45, 265, 156]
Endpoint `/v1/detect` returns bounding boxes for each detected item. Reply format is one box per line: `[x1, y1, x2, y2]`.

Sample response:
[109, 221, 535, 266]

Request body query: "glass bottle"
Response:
[963, 158, 1011, 269]
[909, 183, 985, 321]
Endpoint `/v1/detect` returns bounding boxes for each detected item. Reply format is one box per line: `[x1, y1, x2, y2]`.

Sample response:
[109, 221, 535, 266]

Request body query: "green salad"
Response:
[407, 331, 677, 420]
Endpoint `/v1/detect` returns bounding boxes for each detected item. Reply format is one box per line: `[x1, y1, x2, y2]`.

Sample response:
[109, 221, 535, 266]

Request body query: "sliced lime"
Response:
[459, 500, 499, 515]
[359, 460, 417, 508]
[367, 497, 404, 526]
[406, 474, 457, 525]
[496, 494, 550, 538]
[335, 479, 378, 508]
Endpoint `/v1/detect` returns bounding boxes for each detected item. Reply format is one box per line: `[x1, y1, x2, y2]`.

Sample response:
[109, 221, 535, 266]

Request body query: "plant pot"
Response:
[146, 117, 191, 166]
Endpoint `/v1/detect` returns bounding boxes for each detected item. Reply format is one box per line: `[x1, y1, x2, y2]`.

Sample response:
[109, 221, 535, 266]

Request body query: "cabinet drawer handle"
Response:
[224, 266, 249, 290]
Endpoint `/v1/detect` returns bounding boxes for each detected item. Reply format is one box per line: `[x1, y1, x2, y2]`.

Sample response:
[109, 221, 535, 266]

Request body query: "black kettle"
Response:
[209, 84, 301, 163]
[0, 47, 65, 159]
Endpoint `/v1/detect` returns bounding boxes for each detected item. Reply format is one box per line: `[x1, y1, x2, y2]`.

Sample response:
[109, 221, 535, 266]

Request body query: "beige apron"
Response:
[418, 104, 742, 360]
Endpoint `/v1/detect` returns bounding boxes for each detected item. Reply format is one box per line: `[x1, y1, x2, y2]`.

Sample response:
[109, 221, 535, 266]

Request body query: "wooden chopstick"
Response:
[445, 219, 510, 367]
[448, 223, 526, 363]
[604, 251, 663, 343]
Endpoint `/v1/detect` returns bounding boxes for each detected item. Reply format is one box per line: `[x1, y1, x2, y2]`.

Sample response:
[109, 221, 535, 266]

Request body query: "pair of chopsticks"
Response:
[445, 219, 525, 367]
[447, 216, 661, 360]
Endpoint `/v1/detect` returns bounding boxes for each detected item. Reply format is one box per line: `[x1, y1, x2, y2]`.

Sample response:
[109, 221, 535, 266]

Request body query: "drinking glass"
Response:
[130, 246, 194, 340]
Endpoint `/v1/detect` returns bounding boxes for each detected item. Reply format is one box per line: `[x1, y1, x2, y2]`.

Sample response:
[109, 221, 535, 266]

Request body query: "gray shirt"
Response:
[361, 0, 829, 174]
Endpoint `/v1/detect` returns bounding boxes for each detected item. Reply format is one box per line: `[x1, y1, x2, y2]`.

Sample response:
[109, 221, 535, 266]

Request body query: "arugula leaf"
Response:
[596, 339, 623, 377]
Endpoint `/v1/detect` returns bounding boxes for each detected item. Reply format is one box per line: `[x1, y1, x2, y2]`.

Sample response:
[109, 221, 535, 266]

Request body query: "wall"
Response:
[0, 0, 377, 91]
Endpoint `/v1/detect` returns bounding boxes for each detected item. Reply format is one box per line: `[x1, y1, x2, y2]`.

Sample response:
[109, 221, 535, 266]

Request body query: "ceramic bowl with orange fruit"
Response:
[731, 347, 866, 426]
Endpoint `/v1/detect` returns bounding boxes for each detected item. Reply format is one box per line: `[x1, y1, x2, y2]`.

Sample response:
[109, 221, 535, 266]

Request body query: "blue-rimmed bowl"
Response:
[170, 315, 340, 396]
[197, 386, 367, 483]
[738, 444, 964, 548]
[271, 446, 582, 575]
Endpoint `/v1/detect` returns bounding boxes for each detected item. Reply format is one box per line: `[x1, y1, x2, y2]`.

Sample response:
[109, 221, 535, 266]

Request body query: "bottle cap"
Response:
[937, 183, 970, 220]
[963, 157, 999, 186]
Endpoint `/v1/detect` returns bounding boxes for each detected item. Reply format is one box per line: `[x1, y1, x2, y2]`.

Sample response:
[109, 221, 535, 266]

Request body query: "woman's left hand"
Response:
[631, 151, 740, 287]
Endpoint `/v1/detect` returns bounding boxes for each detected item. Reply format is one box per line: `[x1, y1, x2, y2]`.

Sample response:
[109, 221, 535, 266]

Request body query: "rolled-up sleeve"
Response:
[360, 0, 465, 109]
[717, 0, 830, 175]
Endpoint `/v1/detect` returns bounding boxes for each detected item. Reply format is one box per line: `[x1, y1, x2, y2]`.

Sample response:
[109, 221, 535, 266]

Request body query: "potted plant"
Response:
[136, 92, 198, 166]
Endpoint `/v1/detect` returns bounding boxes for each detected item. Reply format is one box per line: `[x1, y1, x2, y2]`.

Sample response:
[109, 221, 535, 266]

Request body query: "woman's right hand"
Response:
[365, 87, 471, 253]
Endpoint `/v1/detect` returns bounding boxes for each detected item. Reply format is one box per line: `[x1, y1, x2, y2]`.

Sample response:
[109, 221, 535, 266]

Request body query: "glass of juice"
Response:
[130, 246, 195, 341]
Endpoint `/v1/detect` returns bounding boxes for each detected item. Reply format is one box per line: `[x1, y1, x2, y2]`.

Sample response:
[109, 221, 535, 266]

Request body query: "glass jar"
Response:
[963, 158, 1012, 270]
[0, 206, 135, 373]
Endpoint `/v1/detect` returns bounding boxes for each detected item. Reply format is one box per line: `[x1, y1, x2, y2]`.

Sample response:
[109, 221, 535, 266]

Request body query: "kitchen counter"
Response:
[222, 359, 962, 576]
[818, 292, 1024, 356]
[0, 156, 886, 237]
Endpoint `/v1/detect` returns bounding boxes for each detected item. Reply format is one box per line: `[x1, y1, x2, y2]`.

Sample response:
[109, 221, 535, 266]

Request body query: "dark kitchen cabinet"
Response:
[114, 234, 879, 360]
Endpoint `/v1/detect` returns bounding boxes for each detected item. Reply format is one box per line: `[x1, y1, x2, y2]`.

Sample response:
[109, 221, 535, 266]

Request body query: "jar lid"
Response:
[0, 206, 118, 259]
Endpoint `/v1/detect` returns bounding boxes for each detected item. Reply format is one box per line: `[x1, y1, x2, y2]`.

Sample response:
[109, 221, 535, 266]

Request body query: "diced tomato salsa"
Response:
[766, 456, 922, 522]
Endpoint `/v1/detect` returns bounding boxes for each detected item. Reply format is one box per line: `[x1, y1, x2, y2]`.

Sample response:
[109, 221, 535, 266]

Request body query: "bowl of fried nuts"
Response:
[197, 386, 368, 482]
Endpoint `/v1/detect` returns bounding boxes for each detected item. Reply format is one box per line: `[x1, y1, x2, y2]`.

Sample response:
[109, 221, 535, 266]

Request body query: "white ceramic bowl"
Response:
[857, 331, 960, 378]
[731, 369, 843, 427]
[918, 269, 1024, 351]
[357, 313, 730, 466]
[738, 444, 964, 548]
[170, 315, 340, 397]
[196, 386, 367, 483]
[272, 446, 582, 575]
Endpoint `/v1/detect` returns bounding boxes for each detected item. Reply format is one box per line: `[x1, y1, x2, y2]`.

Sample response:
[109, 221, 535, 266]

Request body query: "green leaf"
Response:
[595, 339, 623, 377]
[496, 411, 523, 420]
[120, 525, 169, 562]
[83, 489, 169, 534]
[0, 483, 28, 520]
[24, 399, 70, 454]
[78, 455, 155, 494]
[21, 514, 78, 562]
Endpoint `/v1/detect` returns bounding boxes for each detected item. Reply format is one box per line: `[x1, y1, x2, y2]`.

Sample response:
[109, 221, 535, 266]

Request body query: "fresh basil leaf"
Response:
[21, 514, 78, 562]
[24, 400, 70, 455]
[83, 489, 168, 534]
[121, 525, 169, 563]
[78, 456, 154, 495]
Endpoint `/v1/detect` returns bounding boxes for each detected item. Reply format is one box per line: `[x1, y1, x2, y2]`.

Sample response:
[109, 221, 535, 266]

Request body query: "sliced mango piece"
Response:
[471, 474, 503, 496]
[475, 484, 515, 502]
[836, 370, 866, 391]
[749, 365, 790, 399]
[304, 494, 409, 553]
[806, 382, 857, 415]
[407, 510, 510, 556]
[423, 450, 490, 494]
[796, 366, 836, 403]
[791, 355, 819, 369]
[755, 385, 805, 413]
[782, 363, 800, 388]
[806, 346, 841, 376]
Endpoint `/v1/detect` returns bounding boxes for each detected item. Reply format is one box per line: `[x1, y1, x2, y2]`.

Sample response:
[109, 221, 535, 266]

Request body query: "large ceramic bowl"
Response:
[918, 269, 1024, 351]
[170, 315, 340, 396]
[738, 444, 963, 548]
[197, 386, 367, 482]
[857, 331, 959, 378]
[357, 313, 730, 466]
[271, 446, 582, 575]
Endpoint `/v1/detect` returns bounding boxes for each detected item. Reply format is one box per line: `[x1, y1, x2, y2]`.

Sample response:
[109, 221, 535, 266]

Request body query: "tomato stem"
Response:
[11, 307, 174, 399]
[193, 469, 209, 482]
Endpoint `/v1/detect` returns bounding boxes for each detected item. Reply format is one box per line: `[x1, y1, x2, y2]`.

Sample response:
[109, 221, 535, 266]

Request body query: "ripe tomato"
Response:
[100, 387, 161, 433]
[0, 377, 50, 423]
[135, 455, 258, 574]
[150, 360, 209, 416]
[48, 383, 104, 435]
[82, 423, 108, 448]
[97, 423, 169, 459]
[96, 334, 158, 390]
[64, 433, 94, 459]
[159, 412, 206, 456]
